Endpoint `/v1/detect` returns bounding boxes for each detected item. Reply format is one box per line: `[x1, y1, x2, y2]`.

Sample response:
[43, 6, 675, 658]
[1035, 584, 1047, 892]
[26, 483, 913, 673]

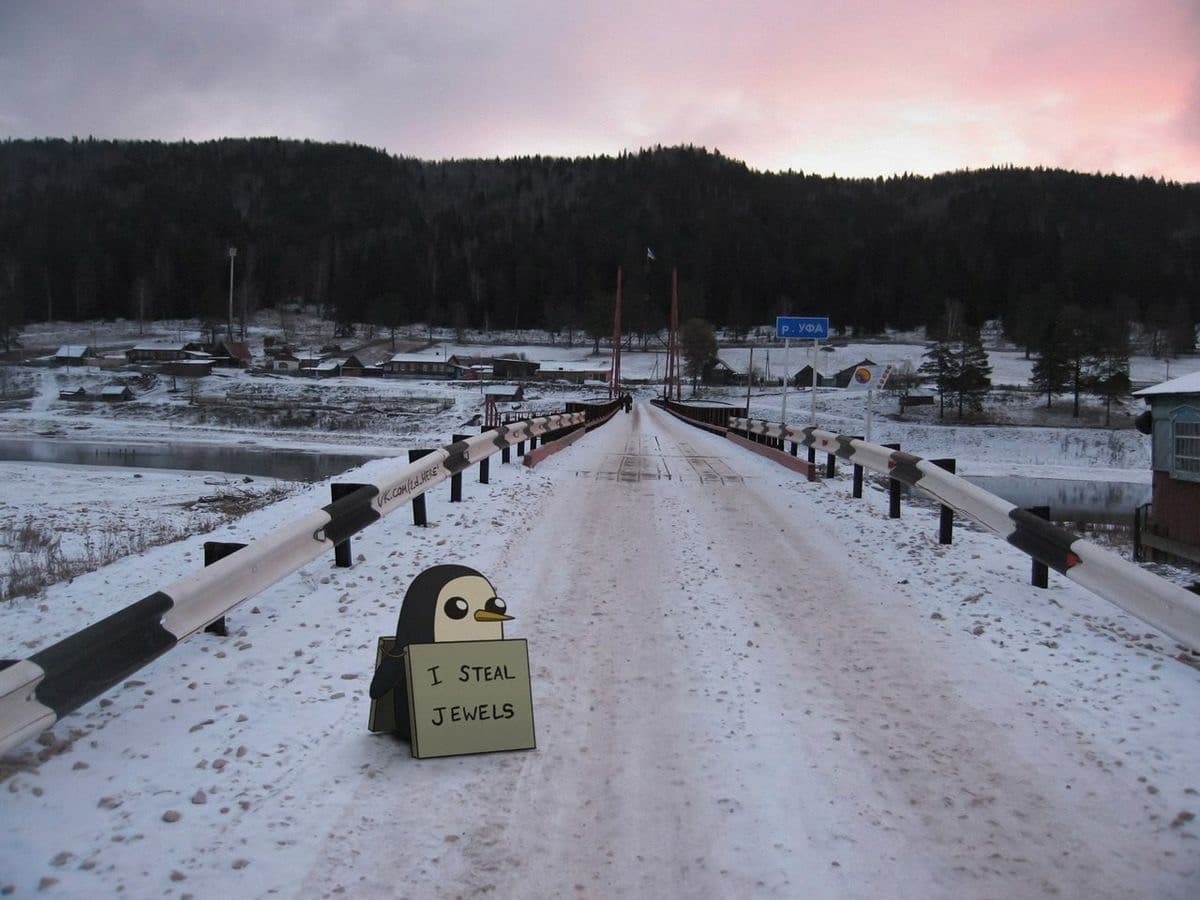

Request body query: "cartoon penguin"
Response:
[369, 564, 513, 739]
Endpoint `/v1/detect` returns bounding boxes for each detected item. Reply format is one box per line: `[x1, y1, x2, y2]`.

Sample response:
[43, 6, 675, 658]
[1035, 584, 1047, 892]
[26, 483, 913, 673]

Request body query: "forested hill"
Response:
[1, 137, 1197, 345]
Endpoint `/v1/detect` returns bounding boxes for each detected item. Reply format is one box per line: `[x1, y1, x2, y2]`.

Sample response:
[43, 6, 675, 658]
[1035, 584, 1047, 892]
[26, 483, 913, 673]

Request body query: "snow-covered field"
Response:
[1, 319, 1198, 896]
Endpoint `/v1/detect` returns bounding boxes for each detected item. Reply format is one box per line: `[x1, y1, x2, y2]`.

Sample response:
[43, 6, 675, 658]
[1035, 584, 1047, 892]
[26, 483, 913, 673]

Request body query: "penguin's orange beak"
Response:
[474, 610, 513, 622]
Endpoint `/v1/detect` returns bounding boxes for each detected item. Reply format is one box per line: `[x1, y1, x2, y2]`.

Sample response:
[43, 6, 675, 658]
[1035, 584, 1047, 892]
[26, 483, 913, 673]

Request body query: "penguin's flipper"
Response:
[369, 649, 405, 699]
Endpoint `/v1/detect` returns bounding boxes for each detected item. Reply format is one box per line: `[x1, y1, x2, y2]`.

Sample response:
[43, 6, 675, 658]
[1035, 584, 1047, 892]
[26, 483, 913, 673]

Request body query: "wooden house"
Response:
[383, 354, 455, 378]
[314, 355, 366, 377]
[792, 365, 837, 388]
[1133, 372, 1200, 564]
[211, 340, 252, 367]
[53, 345, 98, 366]
[492, 357, 541, 379]
[534, 361, 611, 384]
[703, 357, 744, 386]
[126, 342, 189, 363]
[484, 384, 524, 403]
[99, 385, 135, 402]
[160, 359, 214, 378]
[58, 386, 88, 400]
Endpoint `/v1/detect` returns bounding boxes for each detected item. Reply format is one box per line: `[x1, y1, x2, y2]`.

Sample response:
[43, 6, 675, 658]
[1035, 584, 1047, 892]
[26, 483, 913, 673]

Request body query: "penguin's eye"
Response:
[444, 597, 469, 620]
[485, 597, 507, 615]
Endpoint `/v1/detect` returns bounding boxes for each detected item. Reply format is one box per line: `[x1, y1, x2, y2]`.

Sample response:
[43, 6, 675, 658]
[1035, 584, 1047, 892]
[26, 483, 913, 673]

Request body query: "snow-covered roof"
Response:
[1133, 371, 1200, 397]
[485, 384, 522, 397]
[389, 353, 446, 364]
[315, 358, 346, 371]
[539, 361, 610, 372]
[55, 345, 93, 357]
[99, 385, 131, 396]
[130, 342, 187, 351]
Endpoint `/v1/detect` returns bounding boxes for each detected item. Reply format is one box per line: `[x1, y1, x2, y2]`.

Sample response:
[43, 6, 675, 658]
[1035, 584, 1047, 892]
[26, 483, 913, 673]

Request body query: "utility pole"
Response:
[610, 267, 623, 399]
[227, 246, 237, 342]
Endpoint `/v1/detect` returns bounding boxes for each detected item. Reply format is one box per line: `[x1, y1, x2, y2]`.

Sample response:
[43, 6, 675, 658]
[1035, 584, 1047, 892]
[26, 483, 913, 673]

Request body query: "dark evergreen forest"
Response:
[1, 137, 1197, 346]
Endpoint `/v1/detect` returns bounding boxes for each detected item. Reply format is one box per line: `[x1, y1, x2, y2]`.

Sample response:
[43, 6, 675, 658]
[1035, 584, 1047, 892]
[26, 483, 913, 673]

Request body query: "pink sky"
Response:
[1, 0, 1198, 180]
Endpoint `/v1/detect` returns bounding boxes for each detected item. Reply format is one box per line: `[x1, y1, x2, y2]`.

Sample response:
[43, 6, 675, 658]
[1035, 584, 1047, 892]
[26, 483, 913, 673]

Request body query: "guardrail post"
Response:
[517, 437, 526, 457]
[1030, 506, 1050, 588]
[502, 443, 511, 463]
[825, 452, 836, 478]
[883, 442, 901, 518]
[203, 541, 247, 635]
[450, 434, 466, 502]
[930, 459, 955, 544]
[807, 445, 816, 465]
[408, 448, 433, 525]
[330, 483, 367, 566]
[789, 440, 798, 457]
[850, 435, 864, 498]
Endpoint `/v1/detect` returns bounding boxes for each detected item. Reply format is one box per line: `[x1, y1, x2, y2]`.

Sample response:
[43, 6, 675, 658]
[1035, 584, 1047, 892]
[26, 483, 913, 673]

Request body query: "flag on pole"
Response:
[646, 247, 656, 261]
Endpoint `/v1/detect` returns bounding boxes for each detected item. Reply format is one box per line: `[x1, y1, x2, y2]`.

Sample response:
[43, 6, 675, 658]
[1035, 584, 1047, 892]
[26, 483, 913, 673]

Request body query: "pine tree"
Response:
[1030, 320, 1072, 408]
[1086, 316, 1131, 426]
[919, 340, 957, 419]
[951, 330, 993, 417]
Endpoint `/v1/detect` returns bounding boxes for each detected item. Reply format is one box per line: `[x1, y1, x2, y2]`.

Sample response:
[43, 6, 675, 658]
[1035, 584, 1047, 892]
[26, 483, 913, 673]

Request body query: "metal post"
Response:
[1031, 506, 1050, 588]
[883, 442, 901, 518]
[825, 453, 836, 478]
[789, 441, 798, 457]
[931, 459, 955, 544]
[810, 338, 818, 425]
[203, 541, 246, 635]
[450, 435, 466, 502]
[408, 449, 432, 525]
[479, 425, 491, 484]
[781, 338, 790, 426]
[807, 445, 816, 466]
[517, 439, 525, 457]
[502, 444, 511, 463]
[330, 482, 367, 566]
[851, 435, 864, 499]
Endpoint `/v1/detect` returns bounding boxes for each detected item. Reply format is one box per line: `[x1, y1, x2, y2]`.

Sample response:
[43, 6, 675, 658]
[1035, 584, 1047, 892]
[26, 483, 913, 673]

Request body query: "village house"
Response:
[792, 365, 838, 388]
[159, 359, 214, 378]
[58, 386, 88, 400]
[209, 340, 253, 367]
[491, 356, 541, 380]
[534, 361, 611, 384]
[53, 345, 99, 366]
[125, 342, 189, 363]
[314, 354, 366, 378]
[99, 385, 135, 402]
[484, 384, 524, 403]
[702, 357, 744, 386]
[1133, 371, 1200, 565]
[383, 354, 455, 378]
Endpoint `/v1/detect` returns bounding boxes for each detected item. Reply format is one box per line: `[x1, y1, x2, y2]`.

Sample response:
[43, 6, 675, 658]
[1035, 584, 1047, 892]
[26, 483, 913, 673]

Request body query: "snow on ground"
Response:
[0, 401, 1198, 898]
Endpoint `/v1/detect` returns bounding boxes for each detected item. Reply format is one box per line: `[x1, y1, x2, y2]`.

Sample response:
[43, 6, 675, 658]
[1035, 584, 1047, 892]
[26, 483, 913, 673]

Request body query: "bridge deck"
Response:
[2, 402, 1197, 896]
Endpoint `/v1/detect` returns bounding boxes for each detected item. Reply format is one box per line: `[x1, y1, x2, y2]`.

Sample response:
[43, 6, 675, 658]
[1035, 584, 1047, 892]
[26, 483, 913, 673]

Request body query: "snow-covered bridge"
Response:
[2, 402, 1198, 897]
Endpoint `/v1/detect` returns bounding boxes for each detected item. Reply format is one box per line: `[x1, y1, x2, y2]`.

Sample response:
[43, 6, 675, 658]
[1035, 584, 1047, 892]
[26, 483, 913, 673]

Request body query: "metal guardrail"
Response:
[0, 411, 596, 756]
[728, 416, 1200, 653]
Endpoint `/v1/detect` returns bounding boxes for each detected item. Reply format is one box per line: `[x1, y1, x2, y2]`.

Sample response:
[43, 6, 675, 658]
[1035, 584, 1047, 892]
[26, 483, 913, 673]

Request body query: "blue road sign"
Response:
[776, 316, 829, 340]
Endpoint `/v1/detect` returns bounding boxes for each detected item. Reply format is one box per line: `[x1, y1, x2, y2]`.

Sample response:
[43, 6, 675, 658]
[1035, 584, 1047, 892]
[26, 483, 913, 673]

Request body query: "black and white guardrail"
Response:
[0, 412, 587, 755]
[730, 417, 1200, 652]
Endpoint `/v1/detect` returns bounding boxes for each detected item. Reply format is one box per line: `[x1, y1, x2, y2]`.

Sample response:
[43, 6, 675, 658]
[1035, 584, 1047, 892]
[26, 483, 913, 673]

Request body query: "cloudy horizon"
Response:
[2, 0, 1198, 181]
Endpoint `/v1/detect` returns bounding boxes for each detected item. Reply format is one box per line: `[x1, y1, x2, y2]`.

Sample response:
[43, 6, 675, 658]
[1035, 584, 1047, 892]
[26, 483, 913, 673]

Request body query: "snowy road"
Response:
[2, 402, 1198, 898]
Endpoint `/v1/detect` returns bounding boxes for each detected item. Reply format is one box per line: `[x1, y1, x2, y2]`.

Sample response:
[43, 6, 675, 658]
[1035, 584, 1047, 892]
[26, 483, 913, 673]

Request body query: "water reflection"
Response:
[962, 474, 1150, 525]
[0, 438, 380, 482]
